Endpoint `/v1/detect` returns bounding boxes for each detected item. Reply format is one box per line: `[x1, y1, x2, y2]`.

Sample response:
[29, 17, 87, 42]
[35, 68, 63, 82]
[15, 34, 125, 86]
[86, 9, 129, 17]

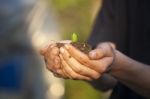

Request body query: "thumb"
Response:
[88, 48, 105, 60]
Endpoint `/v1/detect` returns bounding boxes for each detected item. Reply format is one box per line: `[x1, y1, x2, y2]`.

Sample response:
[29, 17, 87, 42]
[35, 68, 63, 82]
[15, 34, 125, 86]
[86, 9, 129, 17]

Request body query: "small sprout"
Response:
[71, 32, 78, 42]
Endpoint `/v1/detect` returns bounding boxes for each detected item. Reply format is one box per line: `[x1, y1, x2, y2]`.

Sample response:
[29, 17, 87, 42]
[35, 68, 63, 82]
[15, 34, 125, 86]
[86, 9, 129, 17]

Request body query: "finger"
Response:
[109, 43, 116, 49]
[53, 56, 61, 69]
[60, 54, 92, 81]
[40, 45, 49, 56]
[45, 56, 60, 71]
[91, 57, 113, 73]
[46, 65, 65, 78]
[45, 56, 53, 70]
[64, 44, 92, 66]
[60, 48, 100, 79]
[50, 47, 59, 58]
[47, 45, 59, 57]
[60, 61, 72, 79]
[63, 44, 102, 71]
[58, 40, 72, 44]
[45, 46, 60, 68]
[40, 42, 57, 56]
[56, 69, 68, 79]
[88, 48, 105, 60]
[46, 60, 56, 72]
[96, 42, 114, 57]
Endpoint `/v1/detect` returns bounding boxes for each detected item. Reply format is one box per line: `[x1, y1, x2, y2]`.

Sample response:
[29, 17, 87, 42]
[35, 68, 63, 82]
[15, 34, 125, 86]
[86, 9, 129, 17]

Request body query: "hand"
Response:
[40, 40, 92, 79]
[59, 42, 115, 81]
[40, 41, 69, 78]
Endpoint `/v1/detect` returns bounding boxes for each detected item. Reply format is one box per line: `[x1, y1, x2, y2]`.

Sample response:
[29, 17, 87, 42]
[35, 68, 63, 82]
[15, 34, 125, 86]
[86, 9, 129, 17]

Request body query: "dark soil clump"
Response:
[57, 42, 92, 54]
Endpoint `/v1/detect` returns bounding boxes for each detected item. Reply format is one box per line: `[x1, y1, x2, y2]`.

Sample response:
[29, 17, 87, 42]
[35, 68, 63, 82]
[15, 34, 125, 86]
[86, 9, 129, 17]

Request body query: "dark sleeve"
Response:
[88, 0, 128, 52]
[87, 0, 128, 91]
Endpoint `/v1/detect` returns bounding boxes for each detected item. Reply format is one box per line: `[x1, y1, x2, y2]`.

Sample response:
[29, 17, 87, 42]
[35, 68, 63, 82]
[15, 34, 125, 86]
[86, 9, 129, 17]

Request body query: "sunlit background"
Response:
[0, 0, 110, 99]
[31, 0, 108, 99]
[29, 0, 108, 99]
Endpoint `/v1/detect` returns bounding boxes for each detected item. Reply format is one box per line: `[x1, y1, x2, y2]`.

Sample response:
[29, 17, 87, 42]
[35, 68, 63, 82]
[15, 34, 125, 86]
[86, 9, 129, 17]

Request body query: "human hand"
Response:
[59, 42, 116, 81]
[40, 40, 93, 80]
[40, 40, 72, 78]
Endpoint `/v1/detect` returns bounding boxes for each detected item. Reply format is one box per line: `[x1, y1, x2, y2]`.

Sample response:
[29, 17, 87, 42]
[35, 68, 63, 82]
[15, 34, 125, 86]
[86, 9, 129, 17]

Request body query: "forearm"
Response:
[110, 50, 150, 98]
[89, 74, 117, 92]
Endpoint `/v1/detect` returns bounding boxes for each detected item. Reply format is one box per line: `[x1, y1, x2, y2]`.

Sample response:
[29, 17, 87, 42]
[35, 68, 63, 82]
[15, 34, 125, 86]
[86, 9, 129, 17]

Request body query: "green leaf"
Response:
[71, 32, 78, 42]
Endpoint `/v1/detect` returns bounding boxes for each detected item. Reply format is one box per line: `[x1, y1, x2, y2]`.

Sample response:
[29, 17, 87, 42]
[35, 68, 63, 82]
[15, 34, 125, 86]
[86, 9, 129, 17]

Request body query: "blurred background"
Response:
[0, 0, 110, 99]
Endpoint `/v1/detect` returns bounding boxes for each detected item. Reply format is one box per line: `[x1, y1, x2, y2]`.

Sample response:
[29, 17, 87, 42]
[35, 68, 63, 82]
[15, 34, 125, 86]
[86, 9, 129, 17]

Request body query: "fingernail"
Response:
[60, 47, 64, 53]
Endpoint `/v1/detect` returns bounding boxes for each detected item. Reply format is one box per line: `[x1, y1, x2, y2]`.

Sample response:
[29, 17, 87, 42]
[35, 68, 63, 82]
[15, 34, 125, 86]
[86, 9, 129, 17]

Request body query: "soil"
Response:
[57, 42, 92, 54]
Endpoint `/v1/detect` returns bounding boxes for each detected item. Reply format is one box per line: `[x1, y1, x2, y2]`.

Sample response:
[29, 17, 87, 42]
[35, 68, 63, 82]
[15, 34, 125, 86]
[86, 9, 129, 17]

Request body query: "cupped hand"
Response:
[40, 41, 69, 78]
[59, 42, 115, 80]
[40, 40, 94, 80]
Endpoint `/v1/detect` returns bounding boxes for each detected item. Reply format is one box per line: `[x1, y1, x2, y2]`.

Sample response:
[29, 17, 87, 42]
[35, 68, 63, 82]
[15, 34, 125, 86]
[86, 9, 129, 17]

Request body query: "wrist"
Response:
[109, 50, 126, 78]
[105, 47, 116, 73]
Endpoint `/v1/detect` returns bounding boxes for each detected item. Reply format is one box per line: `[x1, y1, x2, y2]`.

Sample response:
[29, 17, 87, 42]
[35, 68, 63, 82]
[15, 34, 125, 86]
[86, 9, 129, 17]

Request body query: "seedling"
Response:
[70, 32, 91, 54]
[71, 32, 78, 42]
[56, 32, 91, 54]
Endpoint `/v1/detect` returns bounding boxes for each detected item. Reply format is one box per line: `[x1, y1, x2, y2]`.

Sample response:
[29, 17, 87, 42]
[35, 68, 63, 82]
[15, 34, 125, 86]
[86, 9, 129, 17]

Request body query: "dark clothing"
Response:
[88, 0, 150, 99]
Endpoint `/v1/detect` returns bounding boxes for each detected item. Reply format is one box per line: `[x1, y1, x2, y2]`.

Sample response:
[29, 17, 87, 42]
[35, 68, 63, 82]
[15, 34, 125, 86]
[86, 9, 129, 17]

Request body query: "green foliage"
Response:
[64, 80, 104, 99]
[51, 0, 92, 12]
[51, 0, 93, 42]
[71, 32, 78, 42]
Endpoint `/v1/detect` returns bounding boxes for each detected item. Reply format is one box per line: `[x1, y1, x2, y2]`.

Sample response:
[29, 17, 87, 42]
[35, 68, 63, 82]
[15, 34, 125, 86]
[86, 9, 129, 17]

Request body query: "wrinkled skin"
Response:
[40, 41, 115, 81]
